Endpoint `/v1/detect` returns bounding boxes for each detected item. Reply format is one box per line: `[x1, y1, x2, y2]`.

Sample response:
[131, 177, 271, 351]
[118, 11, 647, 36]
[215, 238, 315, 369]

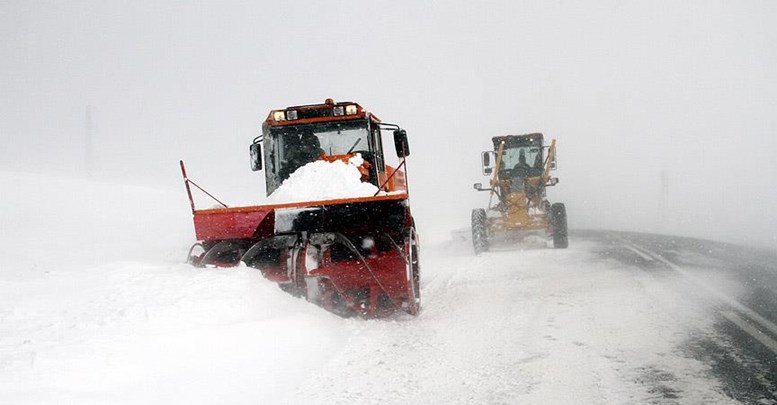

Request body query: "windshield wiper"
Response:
[347, 138, 362, 154]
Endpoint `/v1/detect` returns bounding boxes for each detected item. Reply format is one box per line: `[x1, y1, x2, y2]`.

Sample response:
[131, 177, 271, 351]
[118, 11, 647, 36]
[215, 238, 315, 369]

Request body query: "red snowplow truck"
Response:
[181, 99, 420, 317]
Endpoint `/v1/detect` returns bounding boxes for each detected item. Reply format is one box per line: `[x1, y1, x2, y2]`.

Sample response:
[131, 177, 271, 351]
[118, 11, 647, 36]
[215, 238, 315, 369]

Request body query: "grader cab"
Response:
[471, 133, 567, 254]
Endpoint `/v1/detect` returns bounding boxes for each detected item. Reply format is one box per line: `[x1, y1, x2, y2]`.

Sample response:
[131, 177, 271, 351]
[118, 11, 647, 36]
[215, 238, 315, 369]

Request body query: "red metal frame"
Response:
[191, 194, 408, 241]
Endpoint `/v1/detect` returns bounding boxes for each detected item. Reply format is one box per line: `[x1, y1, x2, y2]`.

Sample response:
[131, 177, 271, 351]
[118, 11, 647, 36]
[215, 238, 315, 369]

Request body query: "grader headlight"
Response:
[272, 111, 286, 121]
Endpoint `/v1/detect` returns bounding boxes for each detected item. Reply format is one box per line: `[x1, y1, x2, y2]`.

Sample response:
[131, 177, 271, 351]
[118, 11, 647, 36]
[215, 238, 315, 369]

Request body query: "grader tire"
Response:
[551, 203, 568, 249]
[471, 209, 489, 255]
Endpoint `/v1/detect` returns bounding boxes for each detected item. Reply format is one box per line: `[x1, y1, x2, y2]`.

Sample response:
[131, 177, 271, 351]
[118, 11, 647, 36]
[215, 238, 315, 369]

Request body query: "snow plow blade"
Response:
[188, 194, 420, 318]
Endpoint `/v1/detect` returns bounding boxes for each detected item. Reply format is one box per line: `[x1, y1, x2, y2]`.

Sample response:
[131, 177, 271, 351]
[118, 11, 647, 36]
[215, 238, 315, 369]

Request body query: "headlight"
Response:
[272, 111, 286, 121]
[286, 110, 298, 120]
[345, 104, 358, 115]
[333, 106, 344, 116]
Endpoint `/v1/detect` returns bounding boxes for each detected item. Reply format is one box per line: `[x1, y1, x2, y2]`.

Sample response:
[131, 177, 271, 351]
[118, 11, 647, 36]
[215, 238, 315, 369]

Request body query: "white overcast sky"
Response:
[1, 1, 775, 246]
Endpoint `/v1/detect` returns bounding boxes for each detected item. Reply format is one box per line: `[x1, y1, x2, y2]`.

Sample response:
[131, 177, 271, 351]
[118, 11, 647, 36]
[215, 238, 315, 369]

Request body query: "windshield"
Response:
[500, 146, 543, 175]
[263, 120, 372, 195]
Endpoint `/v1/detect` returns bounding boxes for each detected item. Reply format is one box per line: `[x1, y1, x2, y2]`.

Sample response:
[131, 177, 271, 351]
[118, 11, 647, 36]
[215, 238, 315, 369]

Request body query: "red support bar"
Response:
[180, 160, 196, 214]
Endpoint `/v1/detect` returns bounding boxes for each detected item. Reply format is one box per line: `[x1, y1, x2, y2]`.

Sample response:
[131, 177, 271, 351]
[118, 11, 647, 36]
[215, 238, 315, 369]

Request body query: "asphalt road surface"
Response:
[586, 230, 777, 404]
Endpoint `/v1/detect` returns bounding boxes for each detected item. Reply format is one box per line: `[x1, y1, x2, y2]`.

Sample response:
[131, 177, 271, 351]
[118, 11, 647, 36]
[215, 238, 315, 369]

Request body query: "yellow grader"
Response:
[471, 133, 567, 254]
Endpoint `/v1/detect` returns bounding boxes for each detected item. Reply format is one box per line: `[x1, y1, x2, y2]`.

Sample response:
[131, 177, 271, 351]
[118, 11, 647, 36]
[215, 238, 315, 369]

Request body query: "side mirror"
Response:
[250, 142, 262, 171]
[481, 151, 495, 176]
[473, 182, 491, 191]
[393, 129, 410, 158]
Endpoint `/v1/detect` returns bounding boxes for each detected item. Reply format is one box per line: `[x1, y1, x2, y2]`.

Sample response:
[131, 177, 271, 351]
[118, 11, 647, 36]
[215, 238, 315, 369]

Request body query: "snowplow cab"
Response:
[250, 99, 409, 196]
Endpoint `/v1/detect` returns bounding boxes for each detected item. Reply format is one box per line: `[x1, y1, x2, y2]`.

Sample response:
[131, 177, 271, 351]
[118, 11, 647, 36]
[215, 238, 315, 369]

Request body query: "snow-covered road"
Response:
[1, 172, 775, 404]
[287, 238, 741, 405]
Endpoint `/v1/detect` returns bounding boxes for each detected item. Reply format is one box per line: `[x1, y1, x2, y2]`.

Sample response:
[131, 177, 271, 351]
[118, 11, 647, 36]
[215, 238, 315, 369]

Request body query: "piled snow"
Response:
[264, 154, 380, 204]
[0, 171, 349, 405]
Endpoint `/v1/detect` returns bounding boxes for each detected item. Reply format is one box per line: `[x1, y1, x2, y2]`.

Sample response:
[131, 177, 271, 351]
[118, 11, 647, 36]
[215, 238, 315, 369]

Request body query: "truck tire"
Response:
[551, 203, 568, 249]
[404, 226, 421, 315]
[471, 208, 489, 255]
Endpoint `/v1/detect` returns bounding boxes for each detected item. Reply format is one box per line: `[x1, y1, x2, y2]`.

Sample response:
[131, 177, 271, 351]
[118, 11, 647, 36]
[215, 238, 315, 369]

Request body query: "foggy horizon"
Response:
[2, 1, 775, 248]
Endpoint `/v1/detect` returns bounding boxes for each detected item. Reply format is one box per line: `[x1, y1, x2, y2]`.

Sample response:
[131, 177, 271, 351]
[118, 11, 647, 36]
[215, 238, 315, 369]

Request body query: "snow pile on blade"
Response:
[265, 154, 380, 204]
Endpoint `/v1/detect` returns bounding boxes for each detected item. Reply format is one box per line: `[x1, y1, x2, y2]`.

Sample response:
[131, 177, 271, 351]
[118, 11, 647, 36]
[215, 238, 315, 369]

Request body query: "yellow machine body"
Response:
[471, 133, 567, 252]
